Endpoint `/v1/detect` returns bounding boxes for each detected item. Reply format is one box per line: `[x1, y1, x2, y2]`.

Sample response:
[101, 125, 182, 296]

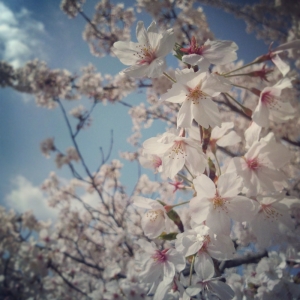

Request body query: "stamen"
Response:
[146, 210, 164, 222]
[135, 44, 156, 65]
[261, 91, 281, 109]
[168, 141, 187, 159]
[260, 204, 283, 222]
[186, 85, 207, 104]
[247, 158, 260, 170]
[151, 249, 168, 263]
[211, 195, 229, 213]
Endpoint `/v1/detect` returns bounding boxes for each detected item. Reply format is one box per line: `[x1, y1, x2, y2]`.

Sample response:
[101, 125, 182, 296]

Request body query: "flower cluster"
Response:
[1, 1, 300, 299]
[113, 19, 300, 299]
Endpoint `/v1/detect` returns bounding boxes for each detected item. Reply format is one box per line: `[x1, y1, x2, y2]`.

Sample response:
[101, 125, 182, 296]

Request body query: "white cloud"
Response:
[5, 175, 57, 221]
[0, 2, 46, 68]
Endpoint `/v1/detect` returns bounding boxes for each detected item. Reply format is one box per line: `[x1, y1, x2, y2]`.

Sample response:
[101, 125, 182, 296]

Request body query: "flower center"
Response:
[135, 45, 156, 65]
[186, 85, 205, 104]
[213, 196, 224, 209]
[146, 209, 164, 222]
[169, 141, 187, 159]
[152, 249, 168, 263]
[261, 91, 279, 109]
[180, 36, 207, 55]
[211, 195, 229, 213]
[247, 158, 260, 170]
[260, 203, 283, 222]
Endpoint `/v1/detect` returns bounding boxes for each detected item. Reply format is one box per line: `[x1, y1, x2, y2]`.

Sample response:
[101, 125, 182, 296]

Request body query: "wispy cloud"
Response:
[5, 175, 57, 221]
[4, 175, 102, 222]
[0, 2, 46, 67]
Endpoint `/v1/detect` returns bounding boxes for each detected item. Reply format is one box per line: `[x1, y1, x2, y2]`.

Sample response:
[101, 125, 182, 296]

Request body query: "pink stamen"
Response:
[247, 158, 260, 170]
[151, 249, 168, 263]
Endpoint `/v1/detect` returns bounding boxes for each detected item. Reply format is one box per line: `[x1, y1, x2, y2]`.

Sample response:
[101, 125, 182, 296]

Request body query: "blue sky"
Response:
[0, 0, 268, 220]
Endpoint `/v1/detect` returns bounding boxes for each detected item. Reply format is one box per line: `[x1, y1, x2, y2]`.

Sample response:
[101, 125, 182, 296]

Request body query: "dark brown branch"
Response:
[219, 250, 268, 272]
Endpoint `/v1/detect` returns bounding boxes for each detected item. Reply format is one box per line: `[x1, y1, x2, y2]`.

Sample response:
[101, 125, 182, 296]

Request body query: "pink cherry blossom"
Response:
[136, 240, 185, 289]
[255, 40, 300, 76]
[252, 77, 294, 127]
[181, 37, 238, 70]
[113, 21, 175, 78]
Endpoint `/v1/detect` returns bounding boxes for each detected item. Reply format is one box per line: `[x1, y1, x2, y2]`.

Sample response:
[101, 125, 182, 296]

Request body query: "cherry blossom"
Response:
[256, 40, 300, 76]
[184, 256, 235, 300]
[181, 37, 238, 70]
[133, 196, 172, 238]
[226, 133, 291, 196]
[136, 240, 185, 294]
[190, 173, 258, 234]
[161, 70, 231, 129]
[113, 21, 175, 78]
[252, 77, 294, 127]
[250, 194, 294, 248]
[188, 121, 241, 152]
[142, 131, 207, 179]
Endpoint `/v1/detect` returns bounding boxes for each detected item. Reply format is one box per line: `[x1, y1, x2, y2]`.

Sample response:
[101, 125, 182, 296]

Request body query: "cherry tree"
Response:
[1, 0, 300, 299]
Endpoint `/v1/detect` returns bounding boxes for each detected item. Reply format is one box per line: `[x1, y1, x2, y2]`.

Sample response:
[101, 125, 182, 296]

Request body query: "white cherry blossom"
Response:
[250, 194, 294, 248]
[226, 133, 291, 196]
[184, 256, 235, 300]
[175, 224, 235, 260]
[133, 196, 171, 239]
[142, 131, 207, 179]
[188, 122, 241, 152]
[190, 173, 258, 235]
[161, 70, 231, 129]
[113, 21, 175, 78]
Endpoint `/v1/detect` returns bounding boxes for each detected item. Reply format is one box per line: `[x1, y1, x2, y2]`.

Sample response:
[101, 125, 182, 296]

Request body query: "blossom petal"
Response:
[177, 100, 193, 128]
[252, 97, 270, 127]
[272, 53, 290, 76]
[136, 21, 149, 45]
[206, 210, 231, 235]
[216, 131, 241, 147]
[194, 98, 221, 128]
[112, 41, 140, 65]
[156, 29, 175, 58]
[217, 173, 243, 198]
[227, 196, 258, 222]
[208, 281, 235, 300]
[193, 175, 216, 198]
[190, 197, 211, 224]
[194, 252, 214, 280]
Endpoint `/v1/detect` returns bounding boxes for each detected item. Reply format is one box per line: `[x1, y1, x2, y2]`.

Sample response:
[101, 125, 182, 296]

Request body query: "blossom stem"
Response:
[214, 152, 222, 176]
[225, 92, 253, 117]
[177, 173, 193, 184]
[230, 83, 252, 92]
[224, 73, 253, 78]
[189, 254, 196, 285]
[163, 72, 177, 83]
[171, 200, 190, 209]
[184, 165, 195, 179]
[222, 61, 259, 76]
